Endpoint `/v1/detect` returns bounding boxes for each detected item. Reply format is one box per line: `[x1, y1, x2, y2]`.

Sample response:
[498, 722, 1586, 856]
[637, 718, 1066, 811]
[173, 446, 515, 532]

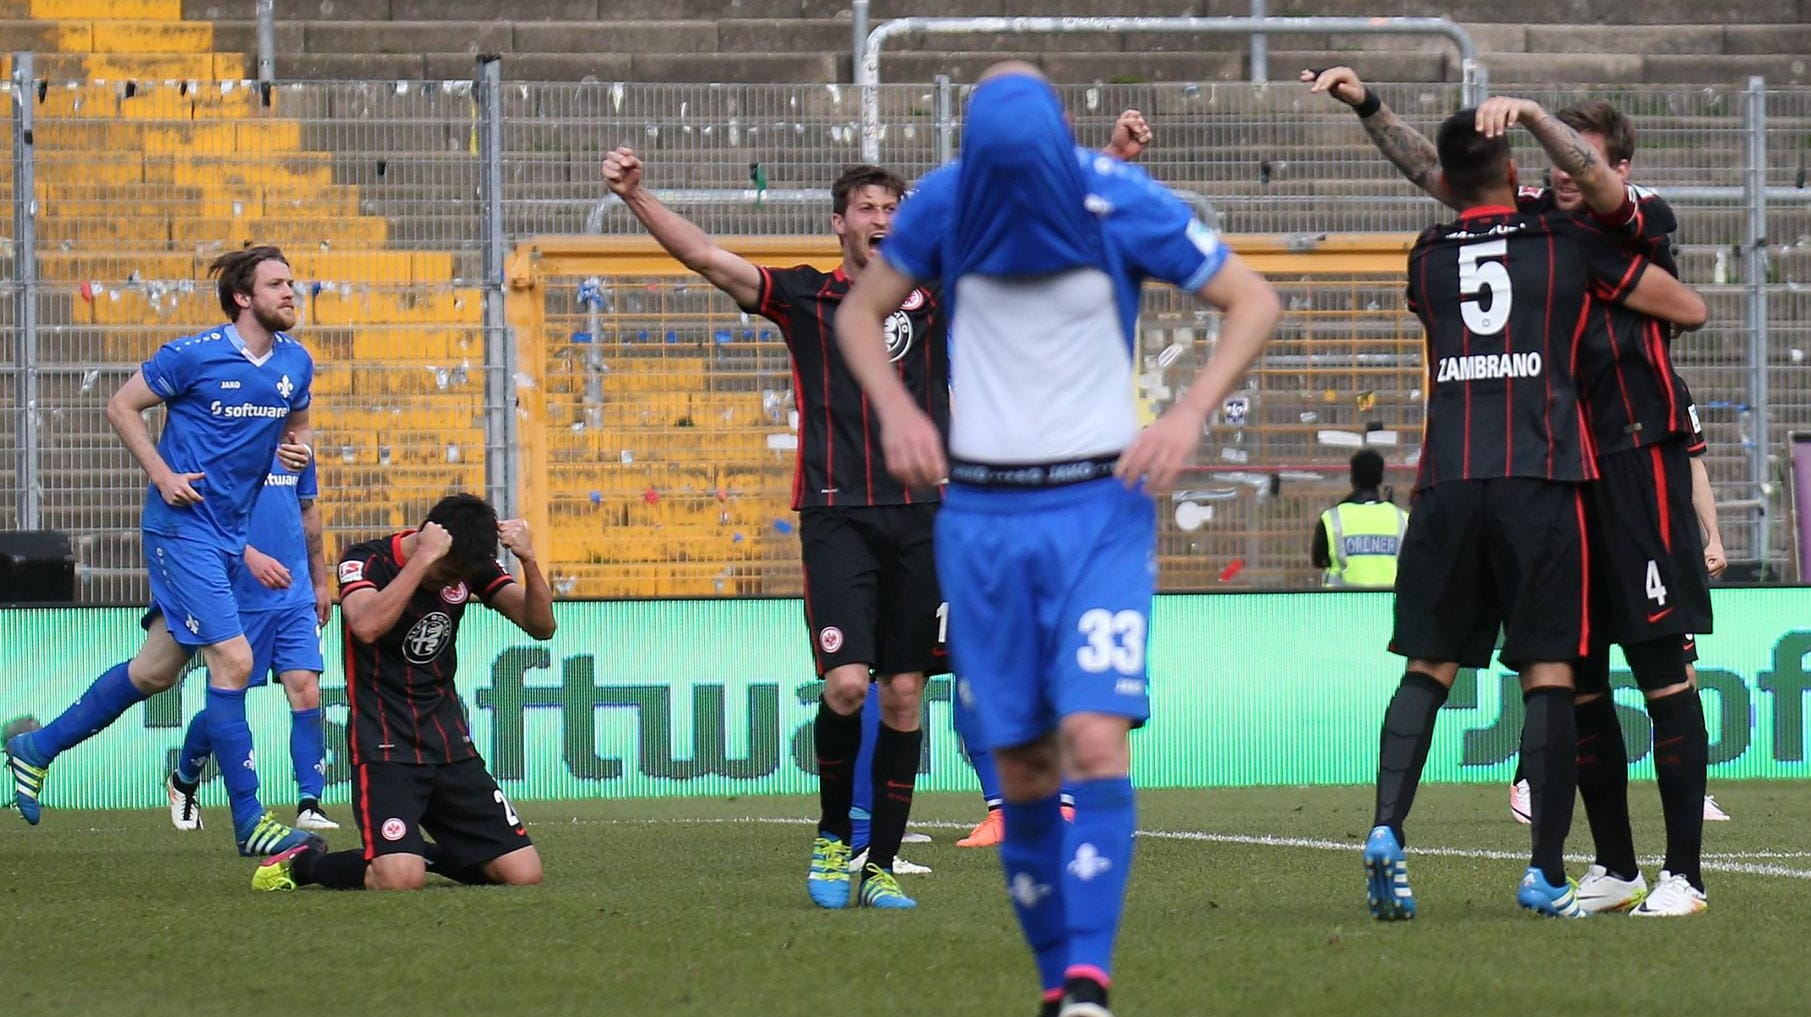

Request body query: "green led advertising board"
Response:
[1, 589, 1806, 810]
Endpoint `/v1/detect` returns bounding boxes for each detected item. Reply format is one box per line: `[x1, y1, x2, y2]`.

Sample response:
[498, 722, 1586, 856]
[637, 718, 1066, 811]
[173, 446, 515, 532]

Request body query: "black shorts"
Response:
[798, 503, 948, 677]
[1391, 478, 1589, 670]
[1576, 632, 1691, 696]
[354, 758, 532, 867]
[1587, 440, 1712, 646]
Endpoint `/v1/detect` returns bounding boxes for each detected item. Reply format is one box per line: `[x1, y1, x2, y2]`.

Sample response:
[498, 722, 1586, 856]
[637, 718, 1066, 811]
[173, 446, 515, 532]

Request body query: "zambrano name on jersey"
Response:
[1436, 352, 1544, 383]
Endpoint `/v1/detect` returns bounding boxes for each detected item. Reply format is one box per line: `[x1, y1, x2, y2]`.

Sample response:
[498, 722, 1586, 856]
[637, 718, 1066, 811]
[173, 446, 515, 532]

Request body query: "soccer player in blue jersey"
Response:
[836, 63, 1281, 1017]
[166, 449, 337, 833]
[5, 246, 322, 858]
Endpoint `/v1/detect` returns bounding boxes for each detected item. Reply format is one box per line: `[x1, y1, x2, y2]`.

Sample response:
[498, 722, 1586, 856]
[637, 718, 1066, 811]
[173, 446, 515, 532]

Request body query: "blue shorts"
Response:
[938, 477, 1155, 752]
[142, 531, 246, 650]
[243, 603, 324, 687]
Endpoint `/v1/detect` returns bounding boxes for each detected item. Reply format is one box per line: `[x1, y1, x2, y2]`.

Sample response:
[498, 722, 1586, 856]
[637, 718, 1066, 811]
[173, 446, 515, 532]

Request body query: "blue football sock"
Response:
[205, 684, 265, 834]
[969, 746, 1004, 809]
[291, 707, 326, 803]
[176, 709, 212, 785]
[33, 661, 146, 761]
[1062, 777, 1136, 984]
[1059, 783, 1076, 810]
[850, 683, 881, 849]
[1000, 792, 1068, 995]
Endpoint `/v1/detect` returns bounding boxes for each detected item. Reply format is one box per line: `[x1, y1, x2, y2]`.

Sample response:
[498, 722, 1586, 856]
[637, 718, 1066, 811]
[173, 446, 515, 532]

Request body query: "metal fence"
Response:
[4, 65, 1810, 600]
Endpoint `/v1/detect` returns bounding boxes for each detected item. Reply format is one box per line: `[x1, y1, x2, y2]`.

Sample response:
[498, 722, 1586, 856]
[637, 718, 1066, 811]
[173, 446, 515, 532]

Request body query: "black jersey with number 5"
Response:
[1406, 205, 1653, 490]
[336, 531, 515, 766]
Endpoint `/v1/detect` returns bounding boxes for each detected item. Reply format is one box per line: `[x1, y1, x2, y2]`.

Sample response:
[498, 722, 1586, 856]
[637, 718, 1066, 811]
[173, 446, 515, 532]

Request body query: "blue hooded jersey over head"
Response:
[949, 72, 1108, 282]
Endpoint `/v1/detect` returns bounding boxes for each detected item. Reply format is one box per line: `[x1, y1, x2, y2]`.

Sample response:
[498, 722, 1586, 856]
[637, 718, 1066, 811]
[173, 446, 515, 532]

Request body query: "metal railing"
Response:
[5, 65, 1811, 597]
[852, 6, 1486, 163]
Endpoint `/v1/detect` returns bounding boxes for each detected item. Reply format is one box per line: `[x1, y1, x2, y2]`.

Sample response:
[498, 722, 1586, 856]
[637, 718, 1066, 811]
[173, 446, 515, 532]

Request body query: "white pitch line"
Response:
[526, 815, 1811, 881]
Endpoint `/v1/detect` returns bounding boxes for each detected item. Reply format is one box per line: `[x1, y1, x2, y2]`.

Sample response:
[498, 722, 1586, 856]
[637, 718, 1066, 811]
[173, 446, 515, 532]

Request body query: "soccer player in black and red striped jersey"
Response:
[1475, 94, 1721, 916]
[251, 493, 555, 892]
[600, 115, 1154, 911]
[603, 149, 947, 910]
[1359, 110, 1708, 920]
[1308, 63, 1726, 917]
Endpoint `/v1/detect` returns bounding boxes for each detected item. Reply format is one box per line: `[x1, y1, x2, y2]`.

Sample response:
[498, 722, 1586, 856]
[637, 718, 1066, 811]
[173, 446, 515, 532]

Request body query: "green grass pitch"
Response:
[2, 782, 1806, 1016]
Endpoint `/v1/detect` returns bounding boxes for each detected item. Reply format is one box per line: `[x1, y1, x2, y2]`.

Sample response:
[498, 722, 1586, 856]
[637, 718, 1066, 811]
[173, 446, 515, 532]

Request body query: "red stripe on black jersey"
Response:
[744, 264, 949, 509]
[1542, 231, 1556, 475]
[1525, 188, 1692, 455]
[1408, 207, 1647, 489]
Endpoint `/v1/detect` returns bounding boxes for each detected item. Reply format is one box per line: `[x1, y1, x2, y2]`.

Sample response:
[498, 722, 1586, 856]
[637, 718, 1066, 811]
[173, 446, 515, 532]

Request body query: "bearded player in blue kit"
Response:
[6, 246, 323, 858]
[837, 63, 1281, 1017]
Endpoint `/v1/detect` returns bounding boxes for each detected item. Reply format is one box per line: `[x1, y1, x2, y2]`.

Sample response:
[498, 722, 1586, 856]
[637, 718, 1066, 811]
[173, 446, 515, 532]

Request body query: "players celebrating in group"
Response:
[1306, 66, 1720, 919]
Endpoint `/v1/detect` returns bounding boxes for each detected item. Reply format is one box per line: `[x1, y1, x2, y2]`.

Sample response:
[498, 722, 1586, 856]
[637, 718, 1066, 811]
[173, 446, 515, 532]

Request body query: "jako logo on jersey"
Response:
[381, 817, 407, 841]
[1436, 352, 1543, 383]
[899, 289, 926, 312]
[440, 581, 469, 605]
[209, 401, 288, 418]
[883, 310, 914, 362]
[403, 611, 453, 663]
[819, 626, 844, 653]
[219, 380, 241, 389]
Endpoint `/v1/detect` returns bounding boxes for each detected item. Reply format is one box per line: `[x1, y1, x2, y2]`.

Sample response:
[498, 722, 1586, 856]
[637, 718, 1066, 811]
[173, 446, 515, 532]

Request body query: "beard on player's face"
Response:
[250, 303, 297, 332]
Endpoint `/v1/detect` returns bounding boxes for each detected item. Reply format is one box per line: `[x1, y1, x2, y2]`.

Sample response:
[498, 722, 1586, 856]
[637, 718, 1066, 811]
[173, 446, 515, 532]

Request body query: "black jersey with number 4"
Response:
[1407, 205, 1653, 490]
[1518, 184, 1692, 455]
[336, 532, 514, 766]
[746, 265, 949, 509]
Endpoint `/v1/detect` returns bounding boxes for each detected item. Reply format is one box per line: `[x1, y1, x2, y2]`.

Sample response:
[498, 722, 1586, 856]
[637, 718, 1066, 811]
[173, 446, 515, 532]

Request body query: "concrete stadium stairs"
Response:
[0, 0, 486, 601]
[3, 0, 1809, 590]
[163, 0, 1811, 87]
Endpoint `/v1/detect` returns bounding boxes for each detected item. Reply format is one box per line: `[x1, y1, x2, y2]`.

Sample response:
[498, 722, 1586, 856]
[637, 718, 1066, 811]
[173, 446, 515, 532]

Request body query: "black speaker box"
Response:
[0, 530, 76, 603]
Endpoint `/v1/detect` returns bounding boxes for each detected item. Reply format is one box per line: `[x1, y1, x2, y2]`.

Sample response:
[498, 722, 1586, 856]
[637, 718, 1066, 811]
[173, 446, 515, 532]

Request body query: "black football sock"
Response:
[865, 723, 922, 873]
[1574, 692, 1637, 880]
[1649, 687, 1709, 891]
[814, 698, 863, 844]
[292, 847, 368, 890]
[1522, 686, 1577, 887]
[1372, 670, 1449, 845]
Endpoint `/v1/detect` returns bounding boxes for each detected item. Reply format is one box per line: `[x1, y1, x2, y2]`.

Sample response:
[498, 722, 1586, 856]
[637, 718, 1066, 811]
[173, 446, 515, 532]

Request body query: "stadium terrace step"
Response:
[35, 0, 184, 18]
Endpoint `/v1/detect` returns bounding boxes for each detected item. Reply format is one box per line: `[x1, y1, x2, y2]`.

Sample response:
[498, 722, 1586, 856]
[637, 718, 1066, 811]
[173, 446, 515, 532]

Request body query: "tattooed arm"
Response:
[1301, 65, 1457, 209]
[1476, 96, 1625, 215]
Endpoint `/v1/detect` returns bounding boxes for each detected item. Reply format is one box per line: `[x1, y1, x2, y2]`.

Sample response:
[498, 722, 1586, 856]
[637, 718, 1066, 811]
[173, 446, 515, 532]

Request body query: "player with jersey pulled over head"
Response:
[838, 62, 1282, 1017]
[252, 494, 555, 892]
[1363, 110, 1708, 922]
[6, 246, 320, 859]
[167, 449, 337, 834]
